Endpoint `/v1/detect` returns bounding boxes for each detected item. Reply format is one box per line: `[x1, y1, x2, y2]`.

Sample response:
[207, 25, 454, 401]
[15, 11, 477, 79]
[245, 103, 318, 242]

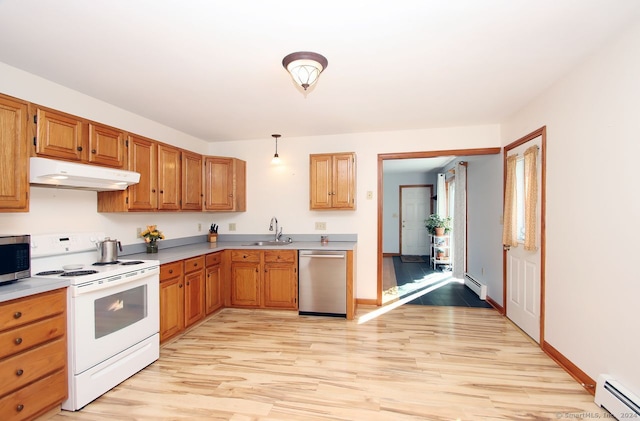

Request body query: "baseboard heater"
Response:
[464, 273, 487, 300]
[595, 374, 640, 420]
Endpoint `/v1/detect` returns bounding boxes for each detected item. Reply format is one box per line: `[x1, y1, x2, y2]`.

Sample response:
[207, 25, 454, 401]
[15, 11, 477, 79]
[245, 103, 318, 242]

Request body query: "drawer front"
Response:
[0, 337, 66, 397]
[205, 252, 222, 266]
[0, 314, 65, 360]
[0, 289, 66, 331]
[230, 250, 261, 263]
[0, 367, 66, 421]
[184, 256, 205, 273]
[160, 261, 183, 280]
[264, 250, 296, 263]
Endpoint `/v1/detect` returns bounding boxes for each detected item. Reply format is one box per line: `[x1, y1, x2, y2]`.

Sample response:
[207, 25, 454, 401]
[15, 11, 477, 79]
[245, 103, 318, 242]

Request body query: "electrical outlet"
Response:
[229, 223, 236, 231]
[197, 223, 202, 232]
[136, 227, 142, 237]
[315, 222, 326, 230]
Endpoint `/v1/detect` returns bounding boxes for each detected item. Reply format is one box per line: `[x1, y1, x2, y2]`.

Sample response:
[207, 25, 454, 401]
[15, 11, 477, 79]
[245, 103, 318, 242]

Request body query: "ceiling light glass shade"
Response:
[282, 52, 328, 90]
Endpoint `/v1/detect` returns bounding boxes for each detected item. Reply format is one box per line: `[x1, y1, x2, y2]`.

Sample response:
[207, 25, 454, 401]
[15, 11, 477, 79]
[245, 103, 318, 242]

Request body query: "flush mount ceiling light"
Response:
[282, 51, 328, 91]
[271, 134, 281, 164]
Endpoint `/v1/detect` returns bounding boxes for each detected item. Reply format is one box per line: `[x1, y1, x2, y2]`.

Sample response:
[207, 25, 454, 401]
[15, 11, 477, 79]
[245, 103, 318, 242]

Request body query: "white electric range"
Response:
[31, 232, 160, 411]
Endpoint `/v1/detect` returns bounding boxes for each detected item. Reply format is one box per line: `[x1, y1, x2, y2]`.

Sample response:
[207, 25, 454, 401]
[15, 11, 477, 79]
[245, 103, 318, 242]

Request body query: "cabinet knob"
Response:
[16, 369, 24, 376]
[13, 311, 21, 319]
[186, 281, 190, 286]
[160, 190, 164, 194]
[16, 404, 24, 412]
[179, 284, 183, 288]
[168, 269, 173, 274]
[91, 149, 96, 154]
[77, 146, 83, 151]
[14, 337, 22, 345]
[152, 189, 156, 193]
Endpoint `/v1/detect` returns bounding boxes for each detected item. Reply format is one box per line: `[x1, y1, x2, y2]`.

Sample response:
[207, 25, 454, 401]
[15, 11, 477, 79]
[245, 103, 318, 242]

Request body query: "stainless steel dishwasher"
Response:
[298, 250, 347, 317]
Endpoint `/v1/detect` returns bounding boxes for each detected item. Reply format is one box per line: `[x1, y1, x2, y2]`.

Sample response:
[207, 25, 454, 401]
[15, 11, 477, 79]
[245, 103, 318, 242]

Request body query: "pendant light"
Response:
[271, 134, 281, 164]
[282, 51, 328, 91]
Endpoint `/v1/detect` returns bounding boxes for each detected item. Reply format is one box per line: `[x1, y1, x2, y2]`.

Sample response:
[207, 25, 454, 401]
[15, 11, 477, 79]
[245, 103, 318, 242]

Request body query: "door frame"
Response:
[377, 147, 501, 306]
[399, 184, 433, 256]
[502, 126, 547, 344]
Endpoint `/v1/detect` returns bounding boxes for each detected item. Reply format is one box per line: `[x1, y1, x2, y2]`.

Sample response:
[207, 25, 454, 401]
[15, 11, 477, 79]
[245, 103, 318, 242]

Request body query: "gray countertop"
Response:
[0, 239, 356, 303]
[124, 240, 357, 265]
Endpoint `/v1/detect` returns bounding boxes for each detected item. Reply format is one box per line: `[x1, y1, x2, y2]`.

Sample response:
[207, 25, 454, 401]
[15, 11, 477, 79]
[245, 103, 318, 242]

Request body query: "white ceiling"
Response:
[1, 1, 639, 143]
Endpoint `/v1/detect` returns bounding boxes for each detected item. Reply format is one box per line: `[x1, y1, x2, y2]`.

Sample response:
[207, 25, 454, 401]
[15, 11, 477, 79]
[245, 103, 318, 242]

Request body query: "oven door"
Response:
[70, 271, 159, 374]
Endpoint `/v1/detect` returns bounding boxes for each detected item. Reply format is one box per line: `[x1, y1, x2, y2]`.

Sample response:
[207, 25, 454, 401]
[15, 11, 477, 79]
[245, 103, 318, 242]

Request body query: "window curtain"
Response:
[523, 146, 539, 251]
[452, 163, 466, 279]
[436, 173, 446, 216]
[502, 155, 518, 248]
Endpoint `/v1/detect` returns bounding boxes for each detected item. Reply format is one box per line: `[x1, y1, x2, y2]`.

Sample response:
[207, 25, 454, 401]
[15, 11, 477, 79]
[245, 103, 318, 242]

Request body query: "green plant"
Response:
[424, 214, 451, 235]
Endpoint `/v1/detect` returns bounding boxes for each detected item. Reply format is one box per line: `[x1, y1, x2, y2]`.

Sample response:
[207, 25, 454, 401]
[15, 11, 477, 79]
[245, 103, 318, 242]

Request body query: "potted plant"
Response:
[436, 248, 446, 259]
[425, 214, 451, 236]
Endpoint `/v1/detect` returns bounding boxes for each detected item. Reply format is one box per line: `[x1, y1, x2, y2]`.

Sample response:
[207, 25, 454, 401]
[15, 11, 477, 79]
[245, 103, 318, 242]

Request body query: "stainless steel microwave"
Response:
[0, 235, 30, 284]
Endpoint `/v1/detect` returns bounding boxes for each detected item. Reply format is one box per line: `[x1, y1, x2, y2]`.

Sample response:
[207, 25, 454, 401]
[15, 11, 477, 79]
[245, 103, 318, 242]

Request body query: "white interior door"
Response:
[506, 135, 542, 343]
[401, 186, 431, 256]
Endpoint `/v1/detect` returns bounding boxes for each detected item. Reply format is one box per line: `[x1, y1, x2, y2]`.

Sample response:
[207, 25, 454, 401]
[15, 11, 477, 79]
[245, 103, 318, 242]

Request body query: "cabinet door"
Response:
[160, 276, 184, 342]
[88, 123, 125, 168]
[184, 269, 205, 328]
[35, 108, 84, 161]
[230, 263, 260, 307]
[205, 264, 222, 314]
[128, 134, 157, 210]
[157, 143, 181, 210]
[182, 150, 203, 210]
[263, 263, 298, 309]
[204, 157, 233, 210]
[332, 153, 356, 209]
[309, 154, 332, 209]
[0, 95, 29, 211]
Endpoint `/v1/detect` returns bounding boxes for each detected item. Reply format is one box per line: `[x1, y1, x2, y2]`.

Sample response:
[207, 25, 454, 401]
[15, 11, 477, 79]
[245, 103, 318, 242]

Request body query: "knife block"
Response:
[208, 233, 218, 243]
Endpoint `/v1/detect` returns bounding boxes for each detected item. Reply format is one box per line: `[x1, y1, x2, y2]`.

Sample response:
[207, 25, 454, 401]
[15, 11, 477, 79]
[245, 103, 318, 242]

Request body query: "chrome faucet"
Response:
[269, 216, 282, 241]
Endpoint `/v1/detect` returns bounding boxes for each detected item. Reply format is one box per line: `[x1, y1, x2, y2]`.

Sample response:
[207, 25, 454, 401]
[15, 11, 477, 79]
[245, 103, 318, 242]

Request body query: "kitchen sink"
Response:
[243, 241, 292, 246]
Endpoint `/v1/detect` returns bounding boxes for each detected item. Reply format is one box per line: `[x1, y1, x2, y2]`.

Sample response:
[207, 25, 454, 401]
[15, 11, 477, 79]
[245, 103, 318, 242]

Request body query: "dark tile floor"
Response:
[393, 256, 492, 308]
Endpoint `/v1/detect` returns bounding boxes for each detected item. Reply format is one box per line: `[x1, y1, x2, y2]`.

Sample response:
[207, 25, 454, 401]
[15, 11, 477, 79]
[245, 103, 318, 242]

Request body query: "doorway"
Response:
[503, 127, 546, 343]
[400, 185, 432, 256]
[377, 148, 501, 306]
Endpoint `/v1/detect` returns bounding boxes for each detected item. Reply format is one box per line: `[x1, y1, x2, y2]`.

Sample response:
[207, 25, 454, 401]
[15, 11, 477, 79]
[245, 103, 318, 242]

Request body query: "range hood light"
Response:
[51, 175, 69, 180]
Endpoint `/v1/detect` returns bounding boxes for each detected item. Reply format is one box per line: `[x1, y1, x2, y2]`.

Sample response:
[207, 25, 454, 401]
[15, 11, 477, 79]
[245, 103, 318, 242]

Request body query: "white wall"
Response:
[0, 61, 501, 300]
[501, 22, 640, 394]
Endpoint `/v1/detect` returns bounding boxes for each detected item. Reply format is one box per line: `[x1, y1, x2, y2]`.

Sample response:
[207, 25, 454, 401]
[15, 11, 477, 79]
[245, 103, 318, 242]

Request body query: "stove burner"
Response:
[120, 261, 144, 265]
[93, 261, 121, 266]
[35, 270, 65, 276]
[60, 270, 99, 277]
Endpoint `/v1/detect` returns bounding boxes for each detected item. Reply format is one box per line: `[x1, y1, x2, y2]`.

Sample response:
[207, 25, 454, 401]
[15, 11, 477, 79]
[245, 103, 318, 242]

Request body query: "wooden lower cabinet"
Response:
[205, 252, 223, 314]
[183, 256, 205, 328]
[0, 288, 67, 421]
[229, 249, 298, 310]
[159, 261, 184, 342]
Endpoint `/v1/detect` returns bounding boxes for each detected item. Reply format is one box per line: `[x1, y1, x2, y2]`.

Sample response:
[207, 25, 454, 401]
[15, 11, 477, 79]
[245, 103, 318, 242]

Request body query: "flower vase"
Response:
[146, 241, 158, 253]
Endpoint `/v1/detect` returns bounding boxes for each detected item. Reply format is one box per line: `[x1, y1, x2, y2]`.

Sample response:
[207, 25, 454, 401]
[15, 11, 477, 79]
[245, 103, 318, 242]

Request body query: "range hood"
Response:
[30, 157, 140, 191]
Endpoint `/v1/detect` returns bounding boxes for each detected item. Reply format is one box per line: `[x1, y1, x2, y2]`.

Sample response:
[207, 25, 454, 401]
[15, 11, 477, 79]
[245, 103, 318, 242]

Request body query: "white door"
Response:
[401, 186, 431, 256]
[506, 135, 543, 343]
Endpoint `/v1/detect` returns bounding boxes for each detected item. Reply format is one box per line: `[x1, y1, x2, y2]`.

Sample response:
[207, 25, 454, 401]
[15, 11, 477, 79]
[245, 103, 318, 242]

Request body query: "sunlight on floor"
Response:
[383, 270, 453, 303]
[359, 277, 463, 324]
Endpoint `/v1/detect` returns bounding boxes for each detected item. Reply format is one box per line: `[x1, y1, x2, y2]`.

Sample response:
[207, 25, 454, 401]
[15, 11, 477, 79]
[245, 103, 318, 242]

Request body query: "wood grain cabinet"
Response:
[181, 150, 203, 211]
[310, 152, 356, 210]
[229, 249, 298, 310]
[0, 288, 68, 421]
[157, 143, 181, 211]
[183, 256, 205, 328]
[159, 261, 184, 343]
[0, 94, 29, 212]
[204, 157, 246, 211]
[33, 106, 125, 168]
[205, 252, 223, 314]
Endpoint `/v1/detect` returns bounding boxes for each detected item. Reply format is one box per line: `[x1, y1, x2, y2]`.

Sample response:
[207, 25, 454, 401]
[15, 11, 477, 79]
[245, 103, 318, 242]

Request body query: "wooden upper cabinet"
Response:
[310, 152, 356, 210]
[181, 150, 203, 210]
[127, 134, 157, 210]
[34, 107, 84, 161]
[0, 94, 29, 212]
[157, 143, 181, 211]
[88, 123, 125, 168]
[204, 157, 246, 211]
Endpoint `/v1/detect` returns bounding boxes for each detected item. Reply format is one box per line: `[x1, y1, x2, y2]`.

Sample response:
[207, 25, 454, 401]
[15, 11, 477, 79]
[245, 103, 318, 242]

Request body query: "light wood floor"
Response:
[47, 305, 604, 420]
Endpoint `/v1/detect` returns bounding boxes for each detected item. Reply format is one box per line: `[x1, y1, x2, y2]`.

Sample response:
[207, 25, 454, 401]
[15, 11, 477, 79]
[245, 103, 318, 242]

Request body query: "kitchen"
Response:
[1, 1, 640, 419]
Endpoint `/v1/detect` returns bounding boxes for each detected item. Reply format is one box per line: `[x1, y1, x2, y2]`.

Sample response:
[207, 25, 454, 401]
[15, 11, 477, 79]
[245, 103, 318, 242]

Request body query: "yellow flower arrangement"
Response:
[140, 225, 165, 243]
